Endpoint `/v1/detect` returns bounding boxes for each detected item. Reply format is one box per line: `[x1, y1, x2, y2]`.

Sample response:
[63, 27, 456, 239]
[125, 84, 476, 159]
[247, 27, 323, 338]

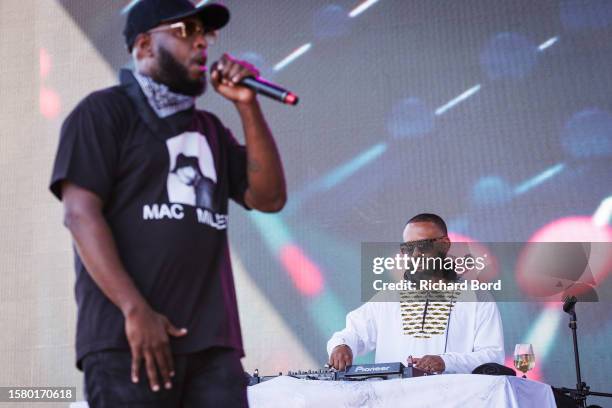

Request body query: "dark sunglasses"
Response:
[400, 236, 447, 255]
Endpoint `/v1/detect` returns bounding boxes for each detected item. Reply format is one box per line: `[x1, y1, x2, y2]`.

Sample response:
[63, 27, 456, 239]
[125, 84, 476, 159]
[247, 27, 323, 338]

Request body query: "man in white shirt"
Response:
[327, 213, 504, 374]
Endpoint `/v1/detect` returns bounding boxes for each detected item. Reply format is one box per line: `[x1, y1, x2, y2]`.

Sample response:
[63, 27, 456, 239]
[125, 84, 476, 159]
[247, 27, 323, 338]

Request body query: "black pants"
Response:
[82, 347, 248, 408]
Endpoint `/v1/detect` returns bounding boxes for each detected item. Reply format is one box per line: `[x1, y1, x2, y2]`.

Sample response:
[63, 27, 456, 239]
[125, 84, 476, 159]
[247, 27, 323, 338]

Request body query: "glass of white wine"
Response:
[514, 343, 535, 378]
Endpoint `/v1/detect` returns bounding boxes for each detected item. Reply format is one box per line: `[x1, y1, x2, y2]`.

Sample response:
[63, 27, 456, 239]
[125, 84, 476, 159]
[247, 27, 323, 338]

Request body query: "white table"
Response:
[71, 374, 557, 408]
[247, 374, 557, 408]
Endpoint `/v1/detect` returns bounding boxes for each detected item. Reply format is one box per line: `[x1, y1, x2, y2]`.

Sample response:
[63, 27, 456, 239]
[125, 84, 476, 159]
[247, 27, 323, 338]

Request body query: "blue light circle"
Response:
[471, 176, 513, 207]
[562, 108, 612, 159]
[313, 4, 351, 39]
[480, 32, 538, 80]
[386, 97, 434, 139]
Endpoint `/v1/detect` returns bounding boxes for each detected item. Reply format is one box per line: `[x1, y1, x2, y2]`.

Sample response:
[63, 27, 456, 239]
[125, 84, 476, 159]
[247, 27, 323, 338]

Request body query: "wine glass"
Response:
[514, 343, 535, 378]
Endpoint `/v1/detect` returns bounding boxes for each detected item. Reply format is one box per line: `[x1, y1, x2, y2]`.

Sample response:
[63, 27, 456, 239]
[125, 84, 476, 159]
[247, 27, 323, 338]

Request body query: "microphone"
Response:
[563, 295, 577, 314]
[241, 77, 299, 106]
[211, 62, 299, 105]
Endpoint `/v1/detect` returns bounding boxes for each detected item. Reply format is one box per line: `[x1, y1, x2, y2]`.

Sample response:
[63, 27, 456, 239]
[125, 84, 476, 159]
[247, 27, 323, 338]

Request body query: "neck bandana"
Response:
[133, 70, 195, 118]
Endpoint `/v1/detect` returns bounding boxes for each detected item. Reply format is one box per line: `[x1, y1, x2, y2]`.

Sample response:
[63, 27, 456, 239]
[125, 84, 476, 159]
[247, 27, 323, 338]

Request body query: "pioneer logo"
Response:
[354, 366, 392, 373]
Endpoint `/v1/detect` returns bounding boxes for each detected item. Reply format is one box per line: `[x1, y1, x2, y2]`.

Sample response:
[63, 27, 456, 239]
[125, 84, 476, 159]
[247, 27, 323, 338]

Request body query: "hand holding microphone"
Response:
[210, 53, 299, 105]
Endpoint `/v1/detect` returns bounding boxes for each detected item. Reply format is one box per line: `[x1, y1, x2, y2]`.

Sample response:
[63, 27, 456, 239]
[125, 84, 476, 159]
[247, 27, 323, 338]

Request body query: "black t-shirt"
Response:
[50, 69, 249, 369]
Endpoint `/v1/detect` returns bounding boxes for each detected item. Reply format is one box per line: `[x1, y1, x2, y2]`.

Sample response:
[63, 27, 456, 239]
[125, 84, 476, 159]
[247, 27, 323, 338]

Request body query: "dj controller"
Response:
[247, 362, 432, 386]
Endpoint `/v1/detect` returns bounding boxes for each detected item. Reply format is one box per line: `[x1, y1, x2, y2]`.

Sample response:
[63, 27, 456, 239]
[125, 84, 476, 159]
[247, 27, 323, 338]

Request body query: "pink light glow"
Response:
[528, 216, 612, 243]
[524, 216, 612, 284]
[279, 244, 324, 297]
[39, 48, 51, 80]
[39, 86, 61, 119]
[515, 217, 612, 300]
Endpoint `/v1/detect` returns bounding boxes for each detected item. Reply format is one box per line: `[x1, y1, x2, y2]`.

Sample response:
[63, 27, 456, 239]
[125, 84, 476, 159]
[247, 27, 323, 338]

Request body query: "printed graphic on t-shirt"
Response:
[141, 131, 228, 230]
[166, 131, 218, 211]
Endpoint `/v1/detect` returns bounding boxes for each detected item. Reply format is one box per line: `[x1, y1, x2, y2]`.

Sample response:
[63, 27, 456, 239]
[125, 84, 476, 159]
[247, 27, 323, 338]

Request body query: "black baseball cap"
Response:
[123, 0, 230, 52]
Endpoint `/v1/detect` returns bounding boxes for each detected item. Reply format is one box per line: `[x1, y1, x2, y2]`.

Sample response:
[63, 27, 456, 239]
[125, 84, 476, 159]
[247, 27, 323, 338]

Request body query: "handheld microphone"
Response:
[211, 62, 299, 106]
[241, 77, 299, 106]
[563, 295, 577, 314]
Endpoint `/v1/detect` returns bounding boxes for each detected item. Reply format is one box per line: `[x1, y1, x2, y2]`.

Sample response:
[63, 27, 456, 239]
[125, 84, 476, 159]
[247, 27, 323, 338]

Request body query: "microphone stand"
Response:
[558, 296, 612, 408]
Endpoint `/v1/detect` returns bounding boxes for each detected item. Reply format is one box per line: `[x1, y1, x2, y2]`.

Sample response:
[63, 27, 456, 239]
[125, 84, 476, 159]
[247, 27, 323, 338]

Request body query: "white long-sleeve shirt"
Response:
[327, 292, 504, 374]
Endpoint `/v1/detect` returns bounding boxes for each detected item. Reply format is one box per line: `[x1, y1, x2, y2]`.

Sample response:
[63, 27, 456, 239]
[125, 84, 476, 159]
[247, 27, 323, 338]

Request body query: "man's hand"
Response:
[211, 53, 259, 104]
[61, 182, 190, 391]
[409, 355, 445, 373]
[328, 345, 353, 371]
[125, 305, 188, 392]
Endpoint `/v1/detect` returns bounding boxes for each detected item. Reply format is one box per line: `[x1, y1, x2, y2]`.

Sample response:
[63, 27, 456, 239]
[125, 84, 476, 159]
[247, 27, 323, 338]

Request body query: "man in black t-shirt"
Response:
[49, 1, 286, 407]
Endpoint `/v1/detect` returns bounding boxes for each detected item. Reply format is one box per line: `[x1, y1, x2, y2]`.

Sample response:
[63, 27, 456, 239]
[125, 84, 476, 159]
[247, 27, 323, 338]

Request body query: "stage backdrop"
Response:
[0, 0, 610, 404]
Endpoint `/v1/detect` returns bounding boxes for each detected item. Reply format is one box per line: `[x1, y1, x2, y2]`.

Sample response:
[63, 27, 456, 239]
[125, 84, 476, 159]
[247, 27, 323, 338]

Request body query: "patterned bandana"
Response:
[133, 70, 195, 118]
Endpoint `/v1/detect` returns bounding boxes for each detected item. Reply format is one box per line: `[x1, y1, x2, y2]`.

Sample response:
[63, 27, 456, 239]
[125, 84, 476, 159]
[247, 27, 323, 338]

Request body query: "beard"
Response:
[154, 45, 206, 97]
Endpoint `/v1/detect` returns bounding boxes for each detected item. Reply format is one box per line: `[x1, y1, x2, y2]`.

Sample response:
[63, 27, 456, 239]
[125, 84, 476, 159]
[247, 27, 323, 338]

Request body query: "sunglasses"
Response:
[148, 20, 218, 45]
[400, 237, 447, 255]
